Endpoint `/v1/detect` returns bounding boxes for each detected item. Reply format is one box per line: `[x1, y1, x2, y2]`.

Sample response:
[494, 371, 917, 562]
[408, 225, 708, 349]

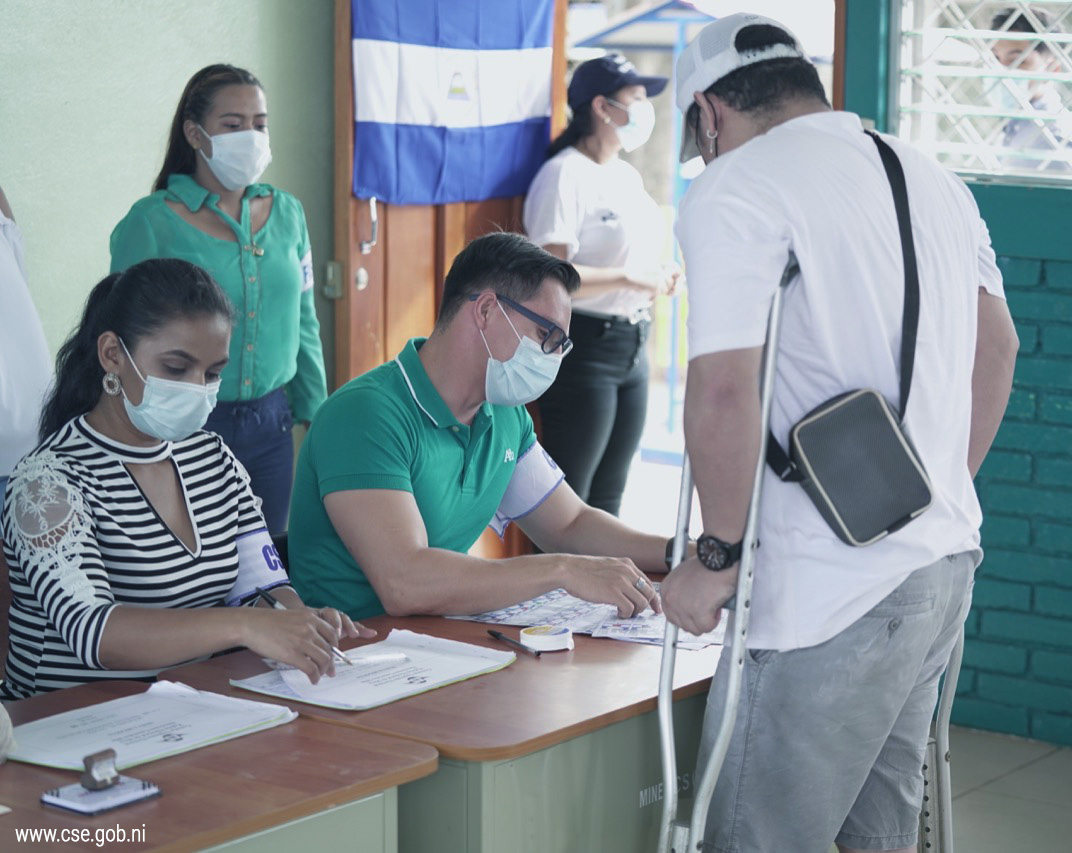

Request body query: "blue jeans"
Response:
[536, 314, 650, 516]
[205, 388, 294, 535]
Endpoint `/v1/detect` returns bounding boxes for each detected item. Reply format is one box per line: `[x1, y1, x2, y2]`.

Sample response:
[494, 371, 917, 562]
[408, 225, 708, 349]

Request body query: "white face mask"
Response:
[197, 125, 272, 190]
[480, 304, 562, 407]
[120, 339, 220, 442]
[607, 98, 656, 152]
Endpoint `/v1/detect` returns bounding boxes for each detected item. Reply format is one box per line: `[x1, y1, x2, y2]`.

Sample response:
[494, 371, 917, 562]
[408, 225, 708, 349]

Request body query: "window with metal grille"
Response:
[896, 1, 1072, 181]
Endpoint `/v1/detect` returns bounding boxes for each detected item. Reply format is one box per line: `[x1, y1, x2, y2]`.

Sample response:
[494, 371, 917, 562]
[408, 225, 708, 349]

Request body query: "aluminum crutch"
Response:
[656, 255, 797, 853]
[920, 627, 965, 852]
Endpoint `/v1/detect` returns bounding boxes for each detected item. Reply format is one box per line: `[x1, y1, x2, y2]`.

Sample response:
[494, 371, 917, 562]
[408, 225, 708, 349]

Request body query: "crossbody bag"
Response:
[765, 131, 933, 547]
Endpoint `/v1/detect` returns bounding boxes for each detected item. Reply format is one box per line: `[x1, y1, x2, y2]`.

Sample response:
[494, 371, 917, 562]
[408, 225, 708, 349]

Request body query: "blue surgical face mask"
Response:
[480, 304, 562, 407]
[120, 339, 220, 442]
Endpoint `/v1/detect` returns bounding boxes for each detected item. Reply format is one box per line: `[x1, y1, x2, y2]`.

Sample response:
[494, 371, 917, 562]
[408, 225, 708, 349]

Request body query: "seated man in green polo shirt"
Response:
[288, 232, 672, 621]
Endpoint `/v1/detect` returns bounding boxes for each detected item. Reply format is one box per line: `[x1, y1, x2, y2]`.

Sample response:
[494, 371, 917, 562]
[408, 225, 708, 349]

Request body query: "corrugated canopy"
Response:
[572, 1, 713, 52]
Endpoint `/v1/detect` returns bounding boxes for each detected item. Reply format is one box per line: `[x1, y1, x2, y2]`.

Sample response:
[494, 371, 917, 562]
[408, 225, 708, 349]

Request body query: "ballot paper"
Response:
[8, 682, 297, 771]
[454, 586, 725, 650]
[591, 610, 726, 647]
[231, 629, 515, 710]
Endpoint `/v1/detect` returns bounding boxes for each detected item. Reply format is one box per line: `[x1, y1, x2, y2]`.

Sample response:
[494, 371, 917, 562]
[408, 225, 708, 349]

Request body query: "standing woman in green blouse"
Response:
[111, 64, 327, 534]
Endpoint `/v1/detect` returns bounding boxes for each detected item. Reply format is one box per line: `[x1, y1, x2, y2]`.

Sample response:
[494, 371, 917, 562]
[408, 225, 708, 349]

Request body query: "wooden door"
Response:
[332, 0, 568, 557]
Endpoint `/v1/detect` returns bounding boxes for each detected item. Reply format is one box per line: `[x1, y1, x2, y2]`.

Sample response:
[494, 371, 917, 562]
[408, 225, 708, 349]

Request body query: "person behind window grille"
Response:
[989, 6, 1072, 172]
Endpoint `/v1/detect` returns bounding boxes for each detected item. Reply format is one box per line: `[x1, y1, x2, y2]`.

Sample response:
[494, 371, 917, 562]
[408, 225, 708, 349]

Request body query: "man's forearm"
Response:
[542, 507, 668, 572]
[375, 547, 570, 616]
[684, 349, 764, 543]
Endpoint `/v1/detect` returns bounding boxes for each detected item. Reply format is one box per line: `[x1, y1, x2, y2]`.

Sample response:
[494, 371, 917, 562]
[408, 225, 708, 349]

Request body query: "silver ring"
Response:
[634, 577, 647, 592]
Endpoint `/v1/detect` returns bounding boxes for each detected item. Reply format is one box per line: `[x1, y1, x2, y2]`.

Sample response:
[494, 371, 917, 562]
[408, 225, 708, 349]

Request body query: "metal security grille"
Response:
[896, 1, 1072, 180]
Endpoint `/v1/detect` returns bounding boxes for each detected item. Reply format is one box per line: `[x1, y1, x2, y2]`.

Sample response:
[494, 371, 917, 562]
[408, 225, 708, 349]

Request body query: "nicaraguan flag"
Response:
[352, 0, 554, 205]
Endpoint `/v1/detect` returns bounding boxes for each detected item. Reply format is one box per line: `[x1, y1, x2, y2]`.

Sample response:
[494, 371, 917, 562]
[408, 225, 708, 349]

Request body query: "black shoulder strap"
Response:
[867, 130, 921, 420]
[765, 130, 921, 483]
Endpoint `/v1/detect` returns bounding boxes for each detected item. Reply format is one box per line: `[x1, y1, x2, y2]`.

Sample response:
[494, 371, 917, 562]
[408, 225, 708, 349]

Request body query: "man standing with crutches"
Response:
[660, 14, 1019, 853]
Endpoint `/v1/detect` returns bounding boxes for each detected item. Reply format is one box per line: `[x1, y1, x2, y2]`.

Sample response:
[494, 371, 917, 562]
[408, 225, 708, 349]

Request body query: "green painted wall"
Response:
[844, 0, 1072, 745]
[1, 0, 337, 387]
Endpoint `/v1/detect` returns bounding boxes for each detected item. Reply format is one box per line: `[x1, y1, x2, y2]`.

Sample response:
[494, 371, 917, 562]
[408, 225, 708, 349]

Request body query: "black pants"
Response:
[537, 314, 649, 516]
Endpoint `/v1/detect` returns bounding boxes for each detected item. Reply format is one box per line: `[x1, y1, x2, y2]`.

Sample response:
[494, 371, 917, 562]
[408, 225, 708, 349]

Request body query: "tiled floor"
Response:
[948, 727, 1072, 852]
[620, 444, 1072, 851]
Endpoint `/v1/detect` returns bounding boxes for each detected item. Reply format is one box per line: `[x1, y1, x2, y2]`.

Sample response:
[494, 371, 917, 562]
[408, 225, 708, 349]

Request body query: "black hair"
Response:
[992, 6, 1059, 55]
[548, 82, 641, 159]
[685, 24, 829, 138]
[39, 259, 234, 440]
[153, 64, 263, 192]
[547, 107, 595, 159]
[435, 233, 580, 327]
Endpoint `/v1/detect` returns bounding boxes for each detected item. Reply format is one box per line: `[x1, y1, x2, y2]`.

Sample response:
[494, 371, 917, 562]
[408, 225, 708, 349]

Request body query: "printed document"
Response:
[454, 586, 725, 649]
[8, 681, 296, 771]
[232, 629, 515, 710]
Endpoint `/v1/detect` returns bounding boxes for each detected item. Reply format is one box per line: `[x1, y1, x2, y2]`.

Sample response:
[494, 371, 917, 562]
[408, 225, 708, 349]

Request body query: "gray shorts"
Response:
[698, 552, 975, 853]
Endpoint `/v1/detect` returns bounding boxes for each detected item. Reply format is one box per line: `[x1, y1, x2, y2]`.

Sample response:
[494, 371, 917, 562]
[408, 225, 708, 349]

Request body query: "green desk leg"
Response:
[399, 694, 705, 853]
[208, 789, 396, 852]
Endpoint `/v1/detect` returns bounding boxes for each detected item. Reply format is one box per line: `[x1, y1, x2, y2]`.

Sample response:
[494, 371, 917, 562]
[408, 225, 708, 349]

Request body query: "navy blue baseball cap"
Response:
[567, 54, 669, 111]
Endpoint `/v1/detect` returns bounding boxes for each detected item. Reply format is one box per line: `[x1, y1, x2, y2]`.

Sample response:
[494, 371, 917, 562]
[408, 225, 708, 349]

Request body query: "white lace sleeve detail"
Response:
[9, 453, 96, 600]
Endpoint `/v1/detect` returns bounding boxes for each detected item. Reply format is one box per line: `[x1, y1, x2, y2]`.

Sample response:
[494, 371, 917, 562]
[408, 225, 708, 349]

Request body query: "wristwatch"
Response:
[664, 537, 692, 570]
[696, 534, 742, 571]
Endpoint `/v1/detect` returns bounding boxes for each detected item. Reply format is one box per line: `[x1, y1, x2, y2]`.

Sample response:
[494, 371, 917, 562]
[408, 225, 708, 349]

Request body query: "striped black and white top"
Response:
[1, 416, 276, 699]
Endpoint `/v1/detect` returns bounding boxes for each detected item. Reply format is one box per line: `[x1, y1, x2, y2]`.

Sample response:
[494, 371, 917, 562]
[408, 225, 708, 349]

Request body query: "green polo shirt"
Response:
[109, 173, 327, 421]
[288, 338, 537, 619]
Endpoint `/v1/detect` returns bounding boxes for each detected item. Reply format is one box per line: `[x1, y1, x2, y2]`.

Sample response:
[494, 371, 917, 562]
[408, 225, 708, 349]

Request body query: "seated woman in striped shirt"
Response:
[0, 258, 373, 699]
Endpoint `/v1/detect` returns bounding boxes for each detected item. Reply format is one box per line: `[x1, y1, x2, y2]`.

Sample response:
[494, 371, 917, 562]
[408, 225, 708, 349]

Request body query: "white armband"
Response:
[489, 442, 565, 538]
[225, 529, 290, 606]
[300, 250, 314, 292]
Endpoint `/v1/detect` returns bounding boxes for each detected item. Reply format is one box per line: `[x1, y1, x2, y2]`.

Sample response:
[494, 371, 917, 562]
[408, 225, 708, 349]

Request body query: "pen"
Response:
[256, 587, 353, 666]
[487, 629, 541, 658]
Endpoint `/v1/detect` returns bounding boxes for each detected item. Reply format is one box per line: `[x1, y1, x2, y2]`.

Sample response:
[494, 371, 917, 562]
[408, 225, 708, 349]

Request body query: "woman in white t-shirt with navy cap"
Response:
[523, 54, 680, 516]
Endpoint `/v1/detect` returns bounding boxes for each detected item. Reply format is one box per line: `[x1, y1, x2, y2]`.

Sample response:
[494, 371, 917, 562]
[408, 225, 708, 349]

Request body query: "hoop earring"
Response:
[705, 128, 718, 155]
[102, 372, 122, 397]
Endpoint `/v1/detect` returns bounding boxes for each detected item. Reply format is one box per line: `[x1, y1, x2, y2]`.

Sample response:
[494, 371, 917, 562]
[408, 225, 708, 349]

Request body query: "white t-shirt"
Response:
[524, 147, 663, 319]
[676, 111, 1004, 651]
[0, 212, 51, 479]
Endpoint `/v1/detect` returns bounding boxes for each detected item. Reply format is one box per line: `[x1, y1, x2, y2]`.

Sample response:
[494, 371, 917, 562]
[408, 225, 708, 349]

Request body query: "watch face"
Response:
[698, 535, 729, 570]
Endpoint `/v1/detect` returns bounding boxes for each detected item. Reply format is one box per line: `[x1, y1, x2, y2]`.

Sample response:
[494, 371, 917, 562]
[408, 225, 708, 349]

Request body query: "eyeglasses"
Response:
[469, 293, 573, 356]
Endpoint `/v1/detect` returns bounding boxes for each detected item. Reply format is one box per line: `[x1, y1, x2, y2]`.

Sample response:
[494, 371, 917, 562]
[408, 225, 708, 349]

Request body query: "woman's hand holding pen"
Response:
[239, 606, 345, 684]
[247, 590, 377, 683]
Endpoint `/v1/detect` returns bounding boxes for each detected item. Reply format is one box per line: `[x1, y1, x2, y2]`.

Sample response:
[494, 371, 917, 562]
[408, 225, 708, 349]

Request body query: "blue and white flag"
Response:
[352, 0, 554, 205]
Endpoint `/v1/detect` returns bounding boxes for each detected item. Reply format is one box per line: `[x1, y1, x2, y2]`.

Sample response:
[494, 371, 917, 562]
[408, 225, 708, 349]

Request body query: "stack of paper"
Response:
[454, 586, 726, 650]
[232, 629, 515, 710]
[8, 681, 297, 771]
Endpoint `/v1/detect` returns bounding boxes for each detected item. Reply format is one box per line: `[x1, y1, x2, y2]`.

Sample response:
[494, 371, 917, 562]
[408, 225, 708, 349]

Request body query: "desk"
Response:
[1, 680, 437, 852]
[168, 615, 721, 853]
